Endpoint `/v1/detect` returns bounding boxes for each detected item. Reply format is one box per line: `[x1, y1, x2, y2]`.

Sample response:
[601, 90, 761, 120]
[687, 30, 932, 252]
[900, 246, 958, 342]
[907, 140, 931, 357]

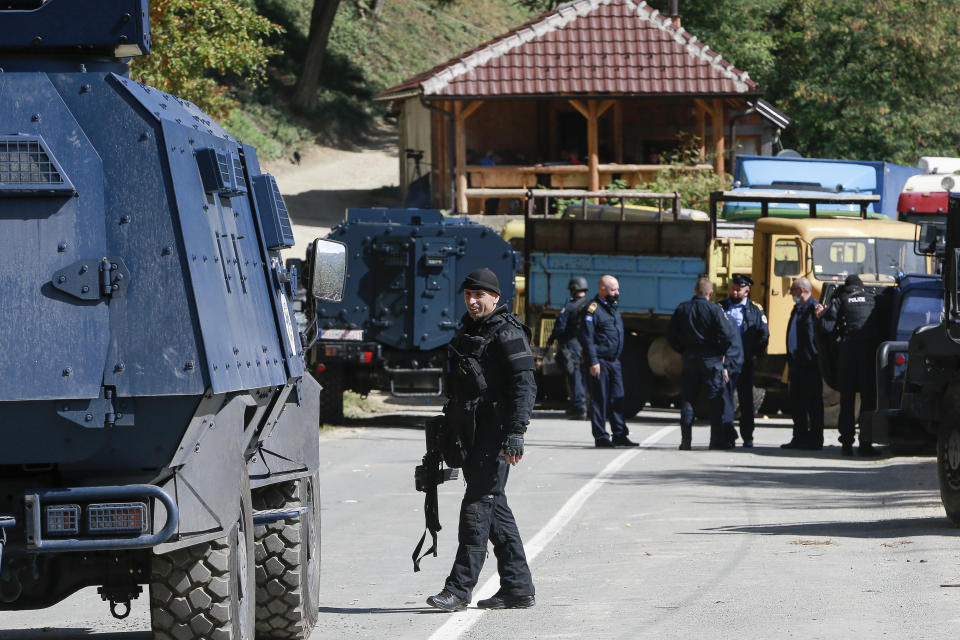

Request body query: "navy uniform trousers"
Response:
[586, 359, 628, 443]
[680, 354, 725, 443]
[721, 358, 757, 443]
[444, 437, 534, 602]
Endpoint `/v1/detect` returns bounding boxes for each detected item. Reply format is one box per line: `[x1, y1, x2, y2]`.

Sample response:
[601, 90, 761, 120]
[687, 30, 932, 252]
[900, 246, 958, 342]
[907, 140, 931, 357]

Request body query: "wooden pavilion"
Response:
[376, 0, 789, 213]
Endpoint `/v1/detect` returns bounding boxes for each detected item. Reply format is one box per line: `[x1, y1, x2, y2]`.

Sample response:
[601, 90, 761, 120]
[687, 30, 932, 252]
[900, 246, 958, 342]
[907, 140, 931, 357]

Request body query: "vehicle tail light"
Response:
[315, 363, 326, 372]
[45, 505, 80, 535]
[363, 351, 373, 363]
[895, 354, 906, 366]
[87, 502, 149, 534]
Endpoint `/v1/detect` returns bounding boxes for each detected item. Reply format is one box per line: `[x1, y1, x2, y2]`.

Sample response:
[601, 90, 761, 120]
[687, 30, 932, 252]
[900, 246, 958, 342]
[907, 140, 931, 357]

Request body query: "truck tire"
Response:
[150, 480, 255, 640]
[318, 365, 344, 425]
[938, 420, 960, 525]
[252, 473, 321, 639]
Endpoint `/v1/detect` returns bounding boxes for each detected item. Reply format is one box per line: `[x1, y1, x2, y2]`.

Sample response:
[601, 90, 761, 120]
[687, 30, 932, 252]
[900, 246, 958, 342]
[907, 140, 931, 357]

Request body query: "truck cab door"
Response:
[765, 235, 803, 355]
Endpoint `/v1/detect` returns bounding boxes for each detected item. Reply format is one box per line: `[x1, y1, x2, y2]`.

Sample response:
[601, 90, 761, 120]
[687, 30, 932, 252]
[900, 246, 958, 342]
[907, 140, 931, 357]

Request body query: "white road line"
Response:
[427, 425, 677, 640]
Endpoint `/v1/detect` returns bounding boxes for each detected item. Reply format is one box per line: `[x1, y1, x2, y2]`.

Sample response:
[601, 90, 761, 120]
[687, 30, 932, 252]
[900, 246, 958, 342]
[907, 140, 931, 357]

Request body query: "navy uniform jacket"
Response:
[820, 284, 878, 343]
[787, 297, 819, 365]
[578, 295, 624, 366]
[667, 295, 735, 359]
[723, 315, 745, 375]
[549, 296, 590, 349]
[720, 297, 770, 359]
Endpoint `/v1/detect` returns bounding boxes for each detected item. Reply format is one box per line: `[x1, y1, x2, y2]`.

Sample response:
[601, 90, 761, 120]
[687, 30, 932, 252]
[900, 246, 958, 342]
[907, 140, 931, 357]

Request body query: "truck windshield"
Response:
[896, 291, 943, 341]
[811, 238, 926, 282]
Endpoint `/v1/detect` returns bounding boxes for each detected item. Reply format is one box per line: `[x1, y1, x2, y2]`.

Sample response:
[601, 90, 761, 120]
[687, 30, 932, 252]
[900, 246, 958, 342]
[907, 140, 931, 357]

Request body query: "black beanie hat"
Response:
[844, 274, 863, 287]
[461, 268, 500, 295]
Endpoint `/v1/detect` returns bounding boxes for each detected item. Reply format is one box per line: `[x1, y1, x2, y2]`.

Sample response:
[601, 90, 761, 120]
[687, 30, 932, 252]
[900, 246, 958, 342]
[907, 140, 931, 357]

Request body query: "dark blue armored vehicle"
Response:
[0, 2, 345, 638]
[303, 209, 516, 423]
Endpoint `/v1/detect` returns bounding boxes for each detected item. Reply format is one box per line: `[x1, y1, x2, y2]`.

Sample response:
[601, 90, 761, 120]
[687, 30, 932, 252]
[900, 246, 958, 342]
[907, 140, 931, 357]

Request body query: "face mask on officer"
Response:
[606, 293, 619, 305]
[792, 295, 801, 304]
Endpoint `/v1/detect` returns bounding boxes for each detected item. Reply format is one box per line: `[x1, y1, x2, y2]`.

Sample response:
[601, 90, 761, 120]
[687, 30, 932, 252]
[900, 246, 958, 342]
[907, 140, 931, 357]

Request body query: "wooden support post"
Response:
[453, 100, 483, 213]
[712, 98, 725, 175]
[587, 100, 599, 192]
[613, 101, 623, 164]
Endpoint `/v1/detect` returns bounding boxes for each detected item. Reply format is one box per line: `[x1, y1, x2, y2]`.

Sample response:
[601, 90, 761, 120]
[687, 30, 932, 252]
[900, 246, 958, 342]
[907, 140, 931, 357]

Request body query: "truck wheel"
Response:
[150, 481, 255, 640]
[252, 473, 321, 639]
[318, 365, 344, 425]
[938, 420, 960, 524]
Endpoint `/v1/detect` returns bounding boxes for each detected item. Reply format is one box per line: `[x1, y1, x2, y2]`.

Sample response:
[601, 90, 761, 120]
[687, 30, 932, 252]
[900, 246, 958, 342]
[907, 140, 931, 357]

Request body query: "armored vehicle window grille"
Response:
[270, 178, 294, 246]
[0, 139, 64, 186]
[231, 154, 246, 193]
[215, 150, 231, 186]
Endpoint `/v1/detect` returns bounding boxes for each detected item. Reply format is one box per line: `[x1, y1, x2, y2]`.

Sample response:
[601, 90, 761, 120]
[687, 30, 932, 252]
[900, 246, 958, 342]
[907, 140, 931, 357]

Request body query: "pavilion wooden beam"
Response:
[695, 101, 706, 162]
[712, 98, 725, 175]
[613, 101, 623, 164]
[597, 99, 615, 118]
[587, 100, 600, 191]
[454, 100, 484, 213]
[568, 99, 589, 119]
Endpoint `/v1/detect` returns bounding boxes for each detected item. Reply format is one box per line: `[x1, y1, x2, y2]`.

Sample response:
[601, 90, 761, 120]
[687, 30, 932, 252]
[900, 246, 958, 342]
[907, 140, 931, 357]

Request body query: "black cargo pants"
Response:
[444, 442, 534, 602]
[837, 340, 876, 446]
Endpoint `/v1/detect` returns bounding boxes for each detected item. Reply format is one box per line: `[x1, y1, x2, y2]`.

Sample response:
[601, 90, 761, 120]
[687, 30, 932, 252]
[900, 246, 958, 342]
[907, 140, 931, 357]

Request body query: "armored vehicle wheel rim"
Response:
[235, 503, 253, 639]
[304, 476, 321, 609]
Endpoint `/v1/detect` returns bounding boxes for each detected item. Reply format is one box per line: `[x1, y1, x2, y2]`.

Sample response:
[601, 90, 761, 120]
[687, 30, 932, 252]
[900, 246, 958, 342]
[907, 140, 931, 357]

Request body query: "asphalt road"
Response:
[1, 411, 956, 639]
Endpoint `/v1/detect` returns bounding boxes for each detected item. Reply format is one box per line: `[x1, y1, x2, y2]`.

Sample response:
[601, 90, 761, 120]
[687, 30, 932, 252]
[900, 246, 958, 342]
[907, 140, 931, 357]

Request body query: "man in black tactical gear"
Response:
[426, 268, 537, 612]
[547, 276, 590, 419]
[782, 277, 824, 450]
[668, 277, 737, 450]
[719, 273, 769, 447]
[816, 274, 880, 456]
[579, 275, 639, 448]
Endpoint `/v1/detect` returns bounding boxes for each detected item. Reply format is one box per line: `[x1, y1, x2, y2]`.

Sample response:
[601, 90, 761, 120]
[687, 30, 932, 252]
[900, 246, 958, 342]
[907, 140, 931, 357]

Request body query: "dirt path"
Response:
[262, 124, 400, 257]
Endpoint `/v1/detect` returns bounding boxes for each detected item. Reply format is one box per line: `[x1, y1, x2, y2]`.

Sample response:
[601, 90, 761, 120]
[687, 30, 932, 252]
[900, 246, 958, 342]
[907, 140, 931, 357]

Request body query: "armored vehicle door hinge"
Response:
[56, 387, 135, 429]
[51, 257, 130, 301]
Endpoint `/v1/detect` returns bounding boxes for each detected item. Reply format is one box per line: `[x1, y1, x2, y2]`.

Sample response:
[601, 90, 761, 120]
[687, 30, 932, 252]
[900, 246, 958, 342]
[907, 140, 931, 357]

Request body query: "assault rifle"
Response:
[412, 415, 459, 571]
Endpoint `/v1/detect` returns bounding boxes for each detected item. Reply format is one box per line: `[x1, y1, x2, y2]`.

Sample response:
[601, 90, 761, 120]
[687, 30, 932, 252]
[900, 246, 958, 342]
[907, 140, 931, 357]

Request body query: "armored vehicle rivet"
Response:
[31, 113, 40, 122]
[85, 414, 93, 422]
[116, 413, 122, 420]
[81, 84, 91, 93]
[246, 362, 251, 367]
[226, 364, 230, 369]
[111, 262, 118, 271]
[79, 265, 87, 273]
[121, 12, 131, 22]
[62, 367, 72, 376]
[194, 444, 200, 453]
[32, 36, 42, 45]
[202, 204, 208, 211]
[120, 215, 131, 224]
[112, 284, 119, 290]
[213, 365, 218, 370]
[119, 35, 128, 44]
[115, 363, 125, 372]
[139, 132, 149, 141]
[57, 275, 66, 283]
[233, 347, 239, 355]
[162, 246, 172, 255]
[81, 285, 89, 293]
[185, 361, 194, 370]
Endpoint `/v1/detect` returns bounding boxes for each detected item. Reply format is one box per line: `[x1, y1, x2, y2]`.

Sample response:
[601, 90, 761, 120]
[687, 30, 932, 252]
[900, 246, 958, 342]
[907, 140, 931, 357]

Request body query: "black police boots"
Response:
[477, 592, 536, 609]
[427, 589, 468, 612]
[679, 426, 692, 450]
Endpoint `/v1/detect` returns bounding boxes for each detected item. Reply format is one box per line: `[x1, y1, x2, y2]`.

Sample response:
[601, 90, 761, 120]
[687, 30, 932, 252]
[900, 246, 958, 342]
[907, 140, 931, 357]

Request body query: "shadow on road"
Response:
[701, 515, 952, 538]
[318, 605, 446, 615]
[0, 631, 148, 639]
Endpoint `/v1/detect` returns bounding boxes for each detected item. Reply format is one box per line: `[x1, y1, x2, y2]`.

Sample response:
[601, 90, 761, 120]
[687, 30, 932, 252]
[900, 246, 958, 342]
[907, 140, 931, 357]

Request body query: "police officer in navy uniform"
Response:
[816, 274, 880, 456]
[578, 275, 638, 448]
[547, 276, 590, 419]
[427, 268, 537, 612]
[719, 274, 769, 447]
[668, 277, 738, 450]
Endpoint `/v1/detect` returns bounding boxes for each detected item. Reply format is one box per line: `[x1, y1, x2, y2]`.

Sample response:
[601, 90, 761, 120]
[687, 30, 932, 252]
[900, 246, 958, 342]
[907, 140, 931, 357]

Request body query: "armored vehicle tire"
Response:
[150, 479, 255, 640]
[937, 420, 960, 525]
[318, 365, 344, 425]
[252, 474, 321, 639]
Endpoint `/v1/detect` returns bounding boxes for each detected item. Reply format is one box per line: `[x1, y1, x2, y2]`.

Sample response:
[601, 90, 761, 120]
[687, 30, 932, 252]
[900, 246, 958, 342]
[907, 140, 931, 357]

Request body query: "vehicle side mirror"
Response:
[916, 222, 944, 256]
[310, 238, 346, 302]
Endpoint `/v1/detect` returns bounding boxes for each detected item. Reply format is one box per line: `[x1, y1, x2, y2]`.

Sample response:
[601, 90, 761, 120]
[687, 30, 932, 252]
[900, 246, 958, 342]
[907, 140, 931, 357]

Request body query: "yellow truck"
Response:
[522, 190, 928, 415]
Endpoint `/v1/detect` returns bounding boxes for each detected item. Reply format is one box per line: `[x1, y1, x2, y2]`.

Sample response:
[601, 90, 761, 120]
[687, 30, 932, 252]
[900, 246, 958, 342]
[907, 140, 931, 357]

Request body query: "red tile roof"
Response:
[377, 0, 760, 101]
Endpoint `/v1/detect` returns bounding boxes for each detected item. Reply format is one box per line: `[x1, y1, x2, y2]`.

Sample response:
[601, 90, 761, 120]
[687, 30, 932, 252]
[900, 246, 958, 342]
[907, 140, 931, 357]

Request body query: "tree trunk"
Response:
[292, 0, 342, 112]
[373, 0, 386, 16]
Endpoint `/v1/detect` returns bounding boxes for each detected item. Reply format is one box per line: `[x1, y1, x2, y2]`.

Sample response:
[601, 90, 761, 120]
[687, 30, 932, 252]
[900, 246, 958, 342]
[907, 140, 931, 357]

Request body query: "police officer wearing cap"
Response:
[816, 274, 880, 456]
[578, 274, 638, 447]
[547, 276, 590, 419]
[719, 273, 769, 447]
[427, 268, 537, 612]
[668, 277, 738, 450]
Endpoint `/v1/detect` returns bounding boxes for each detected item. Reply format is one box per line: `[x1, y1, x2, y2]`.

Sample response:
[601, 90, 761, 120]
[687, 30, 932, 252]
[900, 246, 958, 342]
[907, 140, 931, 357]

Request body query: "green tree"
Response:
[130, 0, 281, 120]
[771, 0, 960, 163]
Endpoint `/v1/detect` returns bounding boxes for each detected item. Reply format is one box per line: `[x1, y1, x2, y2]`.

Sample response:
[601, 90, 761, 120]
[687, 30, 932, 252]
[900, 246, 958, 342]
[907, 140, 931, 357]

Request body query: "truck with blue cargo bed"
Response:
[0, 2, 345, 638]
[301, 209, 517, 424]
[723, 154, 920, 220]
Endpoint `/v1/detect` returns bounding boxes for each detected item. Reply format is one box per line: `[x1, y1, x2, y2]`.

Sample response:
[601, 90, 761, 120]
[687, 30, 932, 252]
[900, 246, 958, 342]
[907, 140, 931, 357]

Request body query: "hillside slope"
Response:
[228, 0, 536, 159]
